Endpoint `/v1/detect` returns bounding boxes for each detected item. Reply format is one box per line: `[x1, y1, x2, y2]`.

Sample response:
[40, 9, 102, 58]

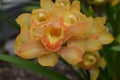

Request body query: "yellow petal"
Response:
[97, 57, 107, 69]
[67, 39, 86, 53]
[71, 0, 80, 11]
[38, 53, 58, 67]
[56, 0, 71, 5]
[16, 40, 49, 59]
[98, 30, 114, 44]
[86, 17, 106, 37]
[14, 25, 30, 54]
[58, 47, 83, 65]
[32, 9, 48, 23]
[90, 23, 105, 36]
[40, 0, 53, 11]
[94, 17, 106, 24]
[64, 21, 86, 42]
[52, 4, 68, 18]
[89, 67, 99, 80]
[86, 38, 102, 51]
[16, 13, 31, 45]
[55, 0, 71, 10]
[14, 35, 25, 54]
[16, 13, 31, 28]
[21, 26, 30, 41]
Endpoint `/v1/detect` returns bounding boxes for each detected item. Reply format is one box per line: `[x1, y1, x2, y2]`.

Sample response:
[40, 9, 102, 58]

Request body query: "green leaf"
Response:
[23, 6, 40, 12]
[101, 45, 114, 79]
[112, 53, 120, 80]
[99, 69, 112, 80]
[80, 1, 89, 16]
[111, 45, 120, 51]
[88, 6, 96, 17]
[116, 35, 120, 44]
[79, 0, 96, 18]
[0, 15, 19, 30]
[0, 54, 70, 80]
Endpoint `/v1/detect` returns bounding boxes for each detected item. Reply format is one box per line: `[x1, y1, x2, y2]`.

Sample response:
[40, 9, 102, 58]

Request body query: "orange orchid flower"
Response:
[14, 0, 86, 66]
[14, 0, 114, 68]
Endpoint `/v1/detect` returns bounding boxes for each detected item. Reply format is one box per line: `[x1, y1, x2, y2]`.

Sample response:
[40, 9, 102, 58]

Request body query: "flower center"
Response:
[42, 23, 64, 51]
[46, 25, 62, 44]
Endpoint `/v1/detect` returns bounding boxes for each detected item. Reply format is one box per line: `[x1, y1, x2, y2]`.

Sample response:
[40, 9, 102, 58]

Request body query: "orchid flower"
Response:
[14, 0, 114, 69]
[14, 0, 86, 66]
[80, 51, 106, 80]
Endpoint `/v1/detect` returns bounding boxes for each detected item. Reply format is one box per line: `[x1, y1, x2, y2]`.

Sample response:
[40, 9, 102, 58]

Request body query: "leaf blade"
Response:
[0, 54, 70, 80]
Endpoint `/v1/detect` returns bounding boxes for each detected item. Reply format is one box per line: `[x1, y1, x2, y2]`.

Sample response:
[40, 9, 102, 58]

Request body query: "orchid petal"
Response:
[16, 13, 31, 28]
[67, 39, 86, 53]
[64, 21, 86, 42]
[32, 9, 48, 24]
[15, 40, 49, 59]
[97, 57, 107, 69]
[71, 0, 80, 11]
[85, 38, 102, 51]
[40, 0, 53, 11]
[94, 17, 106, 24]
[58, 47, 83, 65]
[14, 35, 25, 55]
[14, 25, 30, 54]
[20, 25, 30, 42]
[38, 53, 58, 67]
[55, 0, 71, 10]
[52, 4, 68, 18]
[86, 17, 105, 37]
[15, 13, 31, 44]
[98, 30, 114, 44]
[90, 23, 105, 35]
[89, 67, 99, 80]
[56, 0, 71, 4]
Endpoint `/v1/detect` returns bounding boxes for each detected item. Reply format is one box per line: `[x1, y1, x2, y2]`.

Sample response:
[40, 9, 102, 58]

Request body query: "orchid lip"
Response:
[41, 22, 64, 51]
